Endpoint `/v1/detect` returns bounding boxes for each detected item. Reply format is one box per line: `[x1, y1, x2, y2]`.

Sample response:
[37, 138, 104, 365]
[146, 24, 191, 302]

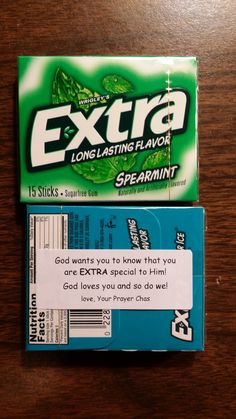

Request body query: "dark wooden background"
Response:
[0, 1, 235, 418]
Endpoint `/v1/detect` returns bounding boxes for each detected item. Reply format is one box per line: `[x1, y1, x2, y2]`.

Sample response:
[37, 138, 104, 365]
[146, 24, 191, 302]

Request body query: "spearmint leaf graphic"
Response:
[63, 126, 74, 139]
[102, 74, 134, 94]
[52, 68, 137, 183]
[72, 154, 137, 184]
[142, 148, 169, 170]
[52, 68, 102, 111]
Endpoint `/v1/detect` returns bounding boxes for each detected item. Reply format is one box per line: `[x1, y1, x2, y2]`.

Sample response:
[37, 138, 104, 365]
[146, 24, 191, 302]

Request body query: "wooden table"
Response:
[0, 1, 235, 418]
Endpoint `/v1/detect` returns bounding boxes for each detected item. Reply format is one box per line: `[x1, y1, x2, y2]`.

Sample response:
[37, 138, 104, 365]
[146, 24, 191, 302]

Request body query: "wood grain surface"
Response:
[0, 1, 235, 418]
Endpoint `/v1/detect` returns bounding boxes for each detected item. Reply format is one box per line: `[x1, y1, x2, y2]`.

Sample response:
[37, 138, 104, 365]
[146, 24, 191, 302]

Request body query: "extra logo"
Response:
[171, 309, 193, 341]
[171, 231, 193, 342]
[27, 89, 189, 171]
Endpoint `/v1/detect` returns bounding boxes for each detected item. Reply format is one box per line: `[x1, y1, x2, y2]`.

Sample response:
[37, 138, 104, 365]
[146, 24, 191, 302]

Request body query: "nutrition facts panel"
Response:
[28, 213, 111, 343]
[28, 214, 69, 345]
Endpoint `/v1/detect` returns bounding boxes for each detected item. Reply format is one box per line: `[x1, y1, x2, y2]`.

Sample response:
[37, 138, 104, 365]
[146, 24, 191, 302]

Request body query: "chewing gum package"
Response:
[19, 57, 198, 202]
[26, 206, 204, 351]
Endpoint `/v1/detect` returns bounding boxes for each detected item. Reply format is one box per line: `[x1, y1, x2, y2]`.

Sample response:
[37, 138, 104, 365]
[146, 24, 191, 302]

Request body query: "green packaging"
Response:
[18, 56, 198, 202]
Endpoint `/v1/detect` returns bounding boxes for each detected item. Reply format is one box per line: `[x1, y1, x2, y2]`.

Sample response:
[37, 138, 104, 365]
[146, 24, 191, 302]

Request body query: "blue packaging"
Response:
[26, 206, 205, 351]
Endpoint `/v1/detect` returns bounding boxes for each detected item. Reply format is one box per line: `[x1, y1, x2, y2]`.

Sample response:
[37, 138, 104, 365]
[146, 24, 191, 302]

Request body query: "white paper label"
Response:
[36, 249, 192, 310]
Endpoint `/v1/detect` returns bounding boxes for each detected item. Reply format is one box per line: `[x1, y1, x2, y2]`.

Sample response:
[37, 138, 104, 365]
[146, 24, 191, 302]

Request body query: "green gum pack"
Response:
[18, 56, 198, 202]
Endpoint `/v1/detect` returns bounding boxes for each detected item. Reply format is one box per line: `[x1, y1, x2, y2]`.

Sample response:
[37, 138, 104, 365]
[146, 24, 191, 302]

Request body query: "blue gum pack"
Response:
[26, 205, 205, 351]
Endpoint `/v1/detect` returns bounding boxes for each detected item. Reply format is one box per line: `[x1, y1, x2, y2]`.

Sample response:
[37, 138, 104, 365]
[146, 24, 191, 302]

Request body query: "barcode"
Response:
[69, 309, 112, 337]
[29, 213, 112, 341]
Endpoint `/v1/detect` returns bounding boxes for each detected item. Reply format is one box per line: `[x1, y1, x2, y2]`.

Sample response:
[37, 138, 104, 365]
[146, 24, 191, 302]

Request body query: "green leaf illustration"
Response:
[102, 74, 134, 94]
[52, 68, 103, 111]
[52, 68, 137, 183]
[142, 148, 170, 170]
[63, 126, 74, 139]
[72, 154, 137, 184]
